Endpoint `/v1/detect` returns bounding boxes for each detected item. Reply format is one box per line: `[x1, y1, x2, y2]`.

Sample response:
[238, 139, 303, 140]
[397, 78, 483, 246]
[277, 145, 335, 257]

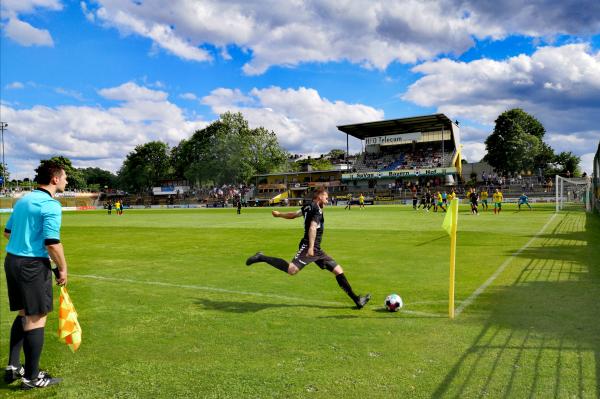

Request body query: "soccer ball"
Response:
[384, 294, 403, 312]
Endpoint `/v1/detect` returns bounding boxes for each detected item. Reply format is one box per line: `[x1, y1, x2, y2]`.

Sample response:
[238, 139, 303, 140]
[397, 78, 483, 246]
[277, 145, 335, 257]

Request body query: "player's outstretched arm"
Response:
[272, 210, 302, 219]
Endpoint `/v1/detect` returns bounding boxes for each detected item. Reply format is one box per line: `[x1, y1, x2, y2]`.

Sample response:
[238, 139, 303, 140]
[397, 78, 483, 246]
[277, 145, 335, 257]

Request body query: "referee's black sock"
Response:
[336, 273, 359, 302]
[8, 316, 25, 367]
[23, 327, 44, 380]
[261, 255, 290, 273]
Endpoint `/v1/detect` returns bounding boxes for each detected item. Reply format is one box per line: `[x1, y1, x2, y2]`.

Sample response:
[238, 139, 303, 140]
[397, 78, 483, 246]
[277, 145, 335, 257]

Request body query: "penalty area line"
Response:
[454, 212, 558, 317]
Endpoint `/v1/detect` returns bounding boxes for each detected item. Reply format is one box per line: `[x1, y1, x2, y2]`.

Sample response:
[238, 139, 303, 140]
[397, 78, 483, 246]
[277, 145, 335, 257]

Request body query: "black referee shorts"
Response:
[4, 253, 53, 315]
[291, 243, 338, 271]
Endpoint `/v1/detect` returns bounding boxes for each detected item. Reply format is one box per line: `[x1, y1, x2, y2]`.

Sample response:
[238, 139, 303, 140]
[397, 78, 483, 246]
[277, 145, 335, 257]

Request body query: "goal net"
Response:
[555, 175, 592, 212]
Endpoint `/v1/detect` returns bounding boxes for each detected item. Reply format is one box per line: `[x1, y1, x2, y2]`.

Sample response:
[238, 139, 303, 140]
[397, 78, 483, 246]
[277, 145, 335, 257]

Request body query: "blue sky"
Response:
[1, 0, 599, 179]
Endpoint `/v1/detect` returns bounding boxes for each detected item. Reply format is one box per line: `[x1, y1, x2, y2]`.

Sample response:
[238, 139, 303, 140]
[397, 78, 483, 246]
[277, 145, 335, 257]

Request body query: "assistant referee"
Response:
[3, 161, 67, 390]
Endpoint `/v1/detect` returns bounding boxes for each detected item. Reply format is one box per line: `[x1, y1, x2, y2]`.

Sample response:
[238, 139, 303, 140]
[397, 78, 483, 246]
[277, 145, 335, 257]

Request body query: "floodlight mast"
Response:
[0, 122, 7, 192]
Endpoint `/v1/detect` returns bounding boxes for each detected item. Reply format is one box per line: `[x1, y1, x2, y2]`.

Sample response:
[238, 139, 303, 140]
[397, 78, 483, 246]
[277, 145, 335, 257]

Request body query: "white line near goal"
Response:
[69, 273, 442, 317]
[454, 212, 559, 317]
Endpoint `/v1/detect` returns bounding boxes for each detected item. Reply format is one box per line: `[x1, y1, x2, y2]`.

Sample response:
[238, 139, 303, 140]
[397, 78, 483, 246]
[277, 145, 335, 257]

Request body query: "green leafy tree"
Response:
[533, 142, 556, 173]
[172, 122, 222, 185]
[503, 108, 546, 139]
[79, 167, 118, 189]
[484, 109, 545, 175]
[289, 157, 333, 172]
[118, 141, 171, 193]
[0, 163, 9, 183]
[325, 149, 346, 160]
[553, 151, 581, 176]
[173, 112, 288, 185]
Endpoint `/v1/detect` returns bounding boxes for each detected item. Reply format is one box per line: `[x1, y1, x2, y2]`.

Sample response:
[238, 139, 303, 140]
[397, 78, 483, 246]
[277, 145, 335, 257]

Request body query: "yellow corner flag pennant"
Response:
[58, 286, 82, 352]
[442, 198, 459, 235]
[442, 198, 459, 319]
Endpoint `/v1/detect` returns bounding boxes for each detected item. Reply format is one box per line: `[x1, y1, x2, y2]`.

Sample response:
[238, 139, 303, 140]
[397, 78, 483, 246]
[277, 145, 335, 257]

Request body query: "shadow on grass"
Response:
[416, 235, 447, 246]
[432, 211, 600, 398]
[193, 297, 348, 313]
[318, 308, 444, 319]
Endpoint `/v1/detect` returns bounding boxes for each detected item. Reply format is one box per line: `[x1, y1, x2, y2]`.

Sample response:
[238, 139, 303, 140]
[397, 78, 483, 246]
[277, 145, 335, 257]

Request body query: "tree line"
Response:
[2, 109, 582, 193]
[14, 112, 338, 194]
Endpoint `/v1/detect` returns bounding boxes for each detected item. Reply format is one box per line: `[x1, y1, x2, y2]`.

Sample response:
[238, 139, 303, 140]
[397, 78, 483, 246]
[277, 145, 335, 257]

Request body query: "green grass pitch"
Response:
[1, 203, 599, 398]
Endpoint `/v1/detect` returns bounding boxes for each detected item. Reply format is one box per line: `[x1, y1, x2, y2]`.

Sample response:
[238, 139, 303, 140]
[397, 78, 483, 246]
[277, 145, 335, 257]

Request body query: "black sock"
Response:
[8, 316, 25, 367]
[23, 327, 44, 380]
[336, 273, 359, 302]
[260, 255, 290, 273]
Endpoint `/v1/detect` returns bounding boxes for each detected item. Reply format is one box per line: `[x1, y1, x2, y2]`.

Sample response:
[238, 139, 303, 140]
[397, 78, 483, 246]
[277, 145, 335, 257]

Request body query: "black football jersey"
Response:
[301, 202, 324, 248]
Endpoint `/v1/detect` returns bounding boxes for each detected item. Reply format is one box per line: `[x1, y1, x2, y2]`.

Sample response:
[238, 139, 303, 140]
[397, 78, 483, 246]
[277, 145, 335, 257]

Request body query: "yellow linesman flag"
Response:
[442, 198, 459, 235]
[58, 287, 82, 352]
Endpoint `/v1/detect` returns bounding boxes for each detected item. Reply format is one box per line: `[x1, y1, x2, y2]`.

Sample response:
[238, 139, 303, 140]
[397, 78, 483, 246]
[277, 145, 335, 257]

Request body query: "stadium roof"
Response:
[337, 114, 456, 140]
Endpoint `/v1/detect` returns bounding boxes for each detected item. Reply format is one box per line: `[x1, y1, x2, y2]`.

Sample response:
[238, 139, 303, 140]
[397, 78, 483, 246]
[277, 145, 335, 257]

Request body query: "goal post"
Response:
[555, 175, 592, 213]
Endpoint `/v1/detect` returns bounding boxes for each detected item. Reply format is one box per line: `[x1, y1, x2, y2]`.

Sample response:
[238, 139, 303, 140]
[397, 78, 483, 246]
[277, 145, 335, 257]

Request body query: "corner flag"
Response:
[442, 199, 459, 318]
[58, 287, 82, 352]
[442, 198, 458, 235]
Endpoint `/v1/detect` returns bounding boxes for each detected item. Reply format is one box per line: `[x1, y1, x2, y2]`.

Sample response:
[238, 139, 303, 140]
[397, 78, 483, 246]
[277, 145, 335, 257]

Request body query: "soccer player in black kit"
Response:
[246, 187, 371, 309]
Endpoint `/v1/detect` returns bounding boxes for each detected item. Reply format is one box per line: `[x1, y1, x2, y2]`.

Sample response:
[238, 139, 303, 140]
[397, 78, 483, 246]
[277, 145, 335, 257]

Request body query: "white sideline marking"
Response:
[70, 273, 317, 303]
[70, 273, 442, 317]
[455, 212, 558, 317]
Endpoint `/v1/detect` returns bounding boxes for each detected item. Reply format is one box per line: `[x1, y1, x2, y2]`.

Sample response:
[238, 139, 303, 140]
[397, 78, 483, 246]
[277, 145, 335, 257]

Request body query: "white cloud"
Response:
[55, 87, 85, 101]
[179, 92, 197, 101]
[80, 1, 95, 22]
[402, 44, 600, 160]
[1, 0, 62, 14]
[1, 82, 208, 179]
[99, 81, 168, 102]
[5, 81, 25, 89]
[460, 142, 486, 164]
[459, 0, 600, 38]
[579, 153, 594, 175]
[3, 17, 54, 47]
[93, 3, 211, 62]
[82, 0, 600, 74]
[1, 0, 62, 47]
[202, 86, 384, 154]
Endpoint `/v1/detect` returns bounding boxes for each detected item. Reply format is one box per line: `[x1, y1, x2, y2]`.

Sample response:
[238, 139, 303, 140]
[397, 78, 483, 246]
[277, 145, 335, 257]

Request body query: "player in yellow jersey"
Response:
[493, 188, 503, 214]
[447, 189, 456, 201]
[436, 191, 446, 212]
[480, 188, 489, 211]
[359, 193, 365, 209]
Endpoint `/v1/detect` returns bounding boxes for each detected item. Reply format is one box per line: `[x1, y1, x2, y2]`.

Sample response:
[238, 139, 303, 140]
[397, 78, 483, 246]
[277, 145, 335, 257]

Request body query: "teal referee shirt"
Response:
[4, 188, 62, 258]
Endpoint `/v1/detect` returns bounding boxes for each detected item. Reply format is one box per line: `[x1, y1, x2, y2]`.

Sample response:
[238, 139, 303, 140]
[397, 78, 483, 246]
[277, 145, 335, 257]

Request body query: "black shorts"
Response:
[292, 243, 338, 271]
[4, 253, 53, 315]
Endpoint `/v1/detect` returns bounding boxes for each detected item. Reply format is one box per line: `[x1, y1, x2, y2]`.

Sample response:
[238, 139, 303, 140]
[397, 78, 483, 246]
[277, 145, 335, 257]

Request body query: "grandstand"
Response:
[250, 114, 567, 206]
[337, 114, 462, 192]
